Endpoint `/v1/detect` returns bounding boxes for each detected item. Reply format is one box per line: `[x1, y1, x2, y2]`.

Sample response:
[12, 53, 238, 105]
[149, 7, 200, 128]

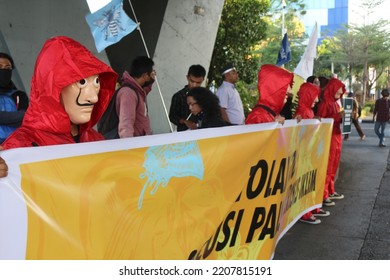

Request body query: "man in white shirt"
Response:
[215, 63, 245, 125]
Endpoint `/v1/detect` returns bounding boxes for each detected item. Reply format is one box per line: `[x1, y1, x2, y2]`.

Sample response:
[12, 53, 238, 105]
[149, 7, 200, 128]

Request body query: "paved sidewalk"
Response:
[273, 122, 390, 260]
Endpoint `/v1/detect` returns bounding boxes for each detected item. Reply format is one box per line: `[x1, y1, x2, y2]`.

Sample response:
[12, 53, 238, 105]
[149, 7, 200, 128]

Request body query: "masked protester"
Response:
[1, 36, 117, 149]
[294, 82, 331, 225]
[316, 78, 346, 206]
[0, 36, 118, 178]
[245, 64, 294, 125]
[0, 53, 29, 143]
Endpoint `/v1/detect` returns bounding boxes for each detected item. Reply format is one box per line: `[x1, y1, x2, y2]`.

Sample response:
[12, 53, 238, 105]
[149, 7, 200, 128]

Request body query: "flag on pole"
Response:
[85, 0, 137, 52]
[294, 22, 318, 79]
[276, 33, 291, 67]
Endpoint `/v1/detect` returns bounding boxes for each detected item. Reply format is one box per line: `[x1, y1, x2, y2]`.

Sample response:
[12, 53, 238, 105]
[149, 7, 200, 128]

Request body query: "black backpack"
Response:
[97, 83, 139, 139]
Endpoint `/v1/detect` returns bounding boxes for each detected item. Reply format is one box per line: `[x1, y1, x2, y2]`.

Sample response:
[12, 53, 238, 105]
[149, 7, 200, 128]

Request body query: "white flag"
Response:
[294, 22, 318, 80]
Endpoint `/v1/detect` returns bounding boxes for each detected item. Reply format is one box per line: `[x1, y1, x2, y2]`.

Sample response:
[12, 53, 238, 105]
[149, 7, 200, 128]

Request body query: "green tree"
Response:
[208, 0, 271, 87]
[258, 0, 307, 70]
[257, 15, 306, 70]
[314, 0, 390, 104]
[318, 21, 390, 103]
[209, 0, 307, 116]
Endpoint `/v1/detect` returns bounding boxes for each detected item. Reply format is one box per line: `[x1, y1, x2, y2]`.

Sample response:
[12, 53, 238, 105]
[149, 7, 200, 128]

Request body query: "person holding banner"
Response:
[245, 64, 294, 125]
[0, 36, 117, 149]
[316, 78, 346, 206]
[0, 151, 7, 177]
[294, 82, 330, 224]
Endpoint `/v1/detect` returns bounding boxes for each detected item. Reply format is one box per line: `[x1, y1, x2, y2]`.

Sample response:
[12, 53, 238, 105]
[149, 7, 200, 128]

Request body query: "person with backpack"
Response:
[0, 52, 29, 143]
[99, 56, 155, 139]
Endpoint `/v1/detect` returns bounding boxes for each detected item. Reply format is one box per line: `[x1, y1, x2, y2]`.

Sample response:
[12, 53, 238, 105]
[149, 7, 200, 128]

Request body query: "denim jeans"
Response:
[374, 121, 387, 145]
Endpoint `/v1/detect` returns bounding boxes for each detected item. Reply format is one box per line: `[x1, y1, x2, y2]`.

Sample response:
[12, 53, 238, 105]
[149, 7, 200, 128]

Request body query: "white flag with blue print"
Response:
[86, 0, 137, 52]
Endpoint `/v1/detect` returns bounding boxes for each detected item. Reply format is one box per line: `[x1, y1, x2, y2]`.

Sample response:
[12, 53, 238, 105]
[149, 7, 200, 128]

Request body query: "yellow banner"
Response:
[0, 120, 332, 260]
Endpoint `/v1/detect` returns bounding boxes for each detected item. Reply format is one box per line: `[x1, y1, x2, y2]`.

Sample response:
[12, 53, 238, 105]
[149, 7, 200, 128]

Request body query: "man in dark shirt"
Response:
[169, 65, 206, 131]
[373, 89, 390, 147]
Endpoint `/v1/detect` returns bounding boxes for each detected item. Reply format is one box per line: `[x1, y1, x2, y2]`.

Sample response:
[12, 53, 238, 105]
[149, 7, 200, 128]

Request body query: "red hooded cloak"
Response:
[294, 82, 321, 119]
[316, 78, 346, 199]
[246, 64, 294, 124]
[2, 36, 118, 149]
[316, 78, 346, 134]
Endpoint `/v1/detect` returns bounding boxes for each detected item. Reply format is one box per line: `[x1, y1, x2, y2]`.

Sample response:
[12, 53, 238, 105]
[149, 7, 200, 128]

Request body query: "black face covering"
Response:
[0, 69, 12, 87]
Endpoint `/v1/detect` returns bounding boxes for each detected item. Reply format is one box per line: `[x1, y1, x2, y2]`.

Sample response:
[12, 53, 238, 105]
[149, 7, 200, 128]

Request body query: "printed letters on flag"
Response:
[276, 33, 291, 67]
[85, 0, 137, 52]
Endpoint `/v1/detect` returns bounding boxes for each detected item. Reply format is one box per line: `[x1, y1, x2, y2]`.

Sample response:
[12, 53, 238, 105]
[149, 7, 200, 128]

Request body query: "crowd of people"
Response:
[0, 36, 389, 227]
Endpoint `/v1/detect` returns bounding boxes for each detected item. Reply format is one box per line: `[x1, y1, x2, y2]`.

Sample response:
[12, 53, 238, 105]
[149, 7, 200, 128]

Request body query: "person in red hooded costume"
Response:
[316, 78, 346, 207]
[0, 36, 117, 177]
[1, 36, 117, 148]
[294, 82, 320, 121]
[246, 64, 294, 125]
[294, 82, 331, 224]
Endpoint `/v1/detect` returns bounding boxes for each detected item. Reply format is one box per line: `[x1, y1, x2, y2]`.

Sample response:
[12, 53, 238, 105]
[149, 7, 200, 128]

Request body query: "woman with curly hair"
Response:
[186, 87, 230, 129]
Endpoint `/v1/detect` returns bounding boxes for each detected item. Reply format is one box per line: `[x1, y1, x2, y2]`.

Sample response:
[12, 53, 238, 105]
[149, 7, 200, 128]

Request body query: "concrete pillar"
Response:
[149, 0, 225, 134]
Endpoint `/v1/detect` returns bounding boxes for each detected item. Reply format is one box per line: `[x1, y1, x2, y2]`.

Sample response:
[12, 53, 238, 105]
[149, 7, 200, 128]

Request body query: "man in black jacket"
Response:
[169, 65, 206, 131]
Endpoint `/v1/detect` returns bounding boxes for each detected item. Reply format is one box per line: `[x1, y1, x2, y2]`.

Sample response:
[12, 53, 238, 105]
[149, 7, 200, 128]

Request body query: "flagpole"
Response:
[282, 0, 286, 37]
[127, 0, 174, 133]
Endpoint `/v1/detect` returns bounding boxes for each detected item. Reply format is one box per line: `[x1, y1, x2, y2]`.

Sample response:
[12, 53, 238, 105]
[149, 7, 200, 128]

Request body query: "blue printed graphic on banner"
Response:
[85, 0, 137, 52]
[138, 142, 204, 209]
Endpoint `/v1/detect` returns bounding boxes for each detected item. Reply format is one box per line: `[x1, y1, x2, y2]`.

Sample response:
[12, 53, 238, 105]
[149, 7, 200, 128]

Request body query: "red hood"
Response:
[2, 36, 118, 148]
[295, 82, 321, 116]
[322, 78, 346, 103]
[256, 64, 294, 114]
[23, 36, 118, 137]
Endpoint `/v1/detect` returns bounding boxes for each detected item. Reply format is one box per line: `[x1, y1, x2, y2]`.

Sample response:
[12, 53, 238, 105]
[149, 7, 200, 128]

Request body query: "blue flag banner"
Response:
[85, 0, 137, 52]
[276, 33, 291, 67]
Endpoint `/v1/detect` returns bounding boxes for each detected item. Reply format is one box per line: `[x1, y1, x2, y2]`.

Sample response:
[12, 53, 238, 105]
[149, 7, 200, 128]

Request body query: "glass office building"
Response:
[301, 0, 348, 42]
[300, 0, 388, 42]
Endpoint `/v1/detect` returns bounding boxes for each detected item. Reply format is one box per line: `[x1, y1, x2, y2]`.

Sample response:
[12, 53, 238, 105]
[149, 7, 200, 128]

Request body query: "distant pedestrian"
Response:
[373, 89, 390, 147]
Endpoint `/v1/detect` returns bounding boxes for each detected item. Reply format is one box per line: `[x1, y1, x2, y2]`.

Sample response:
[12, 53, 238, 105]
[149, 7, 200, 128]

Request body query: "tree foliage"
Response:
[209, 0, 308, 116]
[258, 0, 307, 69]
[315, 20, 390, 101]
[257, 15, 306, 70]
[208, 0, 271, 86]
[314, 0, 390, 103]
